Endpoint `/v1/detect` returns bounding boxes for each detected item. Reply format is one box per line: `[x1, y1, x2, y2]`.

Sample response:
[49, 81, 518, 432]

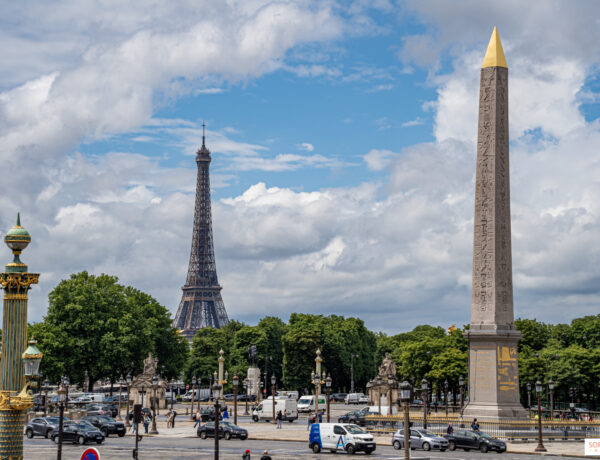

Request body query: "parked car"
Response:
[329, 393, 347, 402]
[104, 394, 127, 403]
[223, 393, 235, 401]
[26, 416, 69, 439]
[337, 410, 365, 424]
[50, 421, 105, 445]
[74, 396, 94, 404]
[237, 394, 256, 402]
[443, 430, 506, 453]
[81, 415, 126, 437]
[359, 394, 368, 404]
[197, 421, 248, 440]
[392, 428, 449, 451]
[86, 403, 118, 418]
[345, 393, 365, 405]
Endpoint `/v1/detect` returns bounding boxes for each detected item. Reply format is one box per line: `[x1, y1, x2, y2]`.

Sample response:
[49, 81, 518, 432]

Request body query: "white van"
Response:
[297, 395, 326, 413]
[252, 397, 298, 422]
[309, 423, 376, 454]
[276, 390, 299, 400]
[345, 393, 367, 405]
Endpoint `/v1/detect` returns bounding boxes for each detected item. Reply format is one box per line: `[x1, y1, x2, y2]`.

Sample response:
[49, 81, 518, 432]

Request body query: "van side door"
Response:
[333, 425, 347, 450]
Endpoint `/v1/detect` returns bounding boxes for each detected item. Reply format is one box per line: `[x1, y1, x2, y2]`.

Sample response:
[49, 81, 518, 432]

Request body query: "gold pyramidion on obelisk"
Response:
[462, 28, 528, 420]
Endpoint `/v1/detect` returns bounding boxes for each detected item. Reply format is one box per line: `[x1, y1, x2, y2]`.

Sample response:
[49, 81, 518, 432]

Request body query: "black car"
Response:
[197, 421, 248, 440]
[444, 430, 506, 453]
[81, 415, 126, 437]
[51, 421, 105, 445]
[104, 394, 127, 403]
[86, 403, 118, 418]
[330, 393, 347, 402]
[337, 410, 365, 424]
[26, 416, 69, 438]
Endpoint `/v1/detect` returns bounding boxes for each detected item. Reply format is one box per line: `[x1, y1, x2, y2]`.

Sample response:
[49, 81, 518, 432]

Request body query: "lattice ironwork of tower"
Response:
[173, 125, 229, 342]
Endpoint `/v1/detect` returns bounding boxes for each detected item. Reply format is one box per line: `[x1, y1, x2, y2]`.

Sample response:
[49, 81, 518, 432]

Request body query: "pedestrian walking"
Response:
[276, 410, 282, 429]
[318, 411, 322, 423]
[260, 450, 272, 460]
[171, 409, 177, 428]
[193, 409, 202, 428]
[144, 413, 151, 434]
[242, 448, 251, 459]
[167, 410, 173, 428]
[446, 423, 453, 435]
[223, 408, 229, 419]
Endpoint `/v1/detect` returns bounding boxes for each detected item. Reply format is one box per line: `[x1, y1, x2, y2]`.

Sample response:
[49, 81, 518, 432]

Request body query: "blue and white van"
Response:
[309, 423, 376, 454]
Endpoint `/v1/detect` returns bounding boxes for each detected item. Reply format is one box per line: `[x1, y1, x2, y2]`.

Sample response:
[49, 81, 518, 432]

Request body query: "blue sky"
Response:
[1, 1, 600, 333]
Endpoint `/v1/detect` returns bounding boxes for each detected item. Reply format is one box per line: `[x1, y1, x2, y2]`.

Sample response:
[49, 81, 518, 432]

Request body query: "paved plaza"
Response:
[22, 404, 594, 459]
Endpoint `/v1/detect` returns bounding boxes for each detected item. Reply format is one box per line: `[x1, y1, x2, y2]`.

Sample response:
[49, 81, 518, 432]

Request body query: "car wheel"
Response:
[26, 429, 34, 439]
[224, 431, 231, 440]
[346, 444, 356, 454]
[464, 448, 470, 451]
[240, 435, 247, 441]
[480, 443, 489, 453]
[200, 431, 207, 439]
[118, 432, 125, 437]
[101, 428, 108, 437]
[448, 441, 456, 451]
[46, 429, 53, 439]
[365, 449, 373, 455]
[78, 436, 86, 445]
[440, 449, 446, 452]
[96, 440, 103, 444]
[252, 415, 258, 422]
[422, 442, 431, 451]
[393, 440, 401, 450]
[312, 442, 321, 453]
[53, 436, 60, 444]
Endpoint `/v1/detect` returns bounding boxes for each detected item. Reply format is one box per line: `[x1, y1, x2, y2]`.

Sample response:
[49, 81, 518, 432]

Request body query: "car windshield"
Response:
[418, 430, 437, 437]
[77, 422, 96, 431]
[221, 422, 235, 427]
[478, 431, 493, 439]
[46, 417, 60, 424]
[345, 425, 366, 434]
[298, 397, 311, 404]
[97, 416, 113, 422]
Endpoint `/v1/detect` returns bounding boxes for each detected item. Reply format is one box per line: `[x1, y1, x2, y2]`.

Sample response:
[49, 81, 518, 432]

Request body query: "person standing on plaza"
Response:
[446, 423, 453, 435]
[276, 410, 282, 429]
[260, 450, 272, 460]
[223, 407, 229, 419]
[242, 449, 251, 459]
[471, 418, 479, 431]
[143, 413, 151, 434]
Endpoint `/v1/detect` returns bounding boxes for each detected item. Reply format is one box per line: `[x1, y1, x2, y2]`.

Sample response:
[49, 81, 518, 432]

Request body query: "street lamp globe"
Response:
[224, 371, 229, 382]
[212, 383, 221, 400]
[548, 379, 554, 391]
[376, 375, 382, 386]
[444, 379, 449, 391]
[535, 380, 542, 394]
[527, 382, 531, 392]
[152, 375, 158, 388]
[192, 375, 197, 386]
[387, 373, 394, 386]
[22, 338, 42, 377]
[399, 381, 411, 402]
[233, 374, 239, 387]
[271, 374, 276, 386]
[459, 375, 464, 388]
[213, 371, 218, 383]
[58, 385, 66, 403]
[43, 377, 50, 391]
[325, 375, 332, 388]
[126, 373, 132, 385]
[421, 378, 428, 391]
[62, 376, 69, 387]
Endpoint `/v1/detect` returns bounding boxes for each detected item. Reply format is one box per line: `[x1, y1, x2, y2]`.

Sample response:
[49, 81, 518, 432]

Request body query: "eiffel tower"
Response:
[173, 123, 229, 342]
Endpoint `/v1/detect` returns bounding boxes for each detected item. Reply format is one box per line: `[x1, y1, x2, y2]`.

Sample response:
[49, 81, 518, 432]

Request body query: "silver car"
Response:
[392, 428, 449, 452]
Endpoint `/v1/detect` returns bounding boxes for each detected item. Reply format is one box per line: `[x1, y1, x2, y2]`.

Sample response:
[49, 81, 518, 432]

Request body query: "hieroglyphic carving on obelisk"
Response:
[463, 27, 528, 419]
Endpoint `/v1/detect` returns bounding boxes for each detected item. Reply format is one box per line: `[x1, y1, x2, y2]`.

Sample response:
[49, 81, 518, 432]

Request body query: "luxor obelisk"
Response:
[463, 28, 528, 419]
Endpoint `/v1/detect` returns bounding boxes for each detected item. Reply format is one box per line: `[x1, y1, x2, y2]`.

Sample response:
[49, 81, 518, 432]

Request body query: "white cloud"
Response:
[363, 149, 397, 171]
[297, 142, 315, 152]
[401, 117, 424, 128]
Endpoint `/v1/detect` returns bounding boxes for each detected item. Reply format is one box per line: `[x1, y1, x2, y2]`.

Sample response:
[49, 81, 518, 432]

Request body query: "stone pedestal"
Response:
[463, 330, 528, 419]
[246, 366, 261, 398]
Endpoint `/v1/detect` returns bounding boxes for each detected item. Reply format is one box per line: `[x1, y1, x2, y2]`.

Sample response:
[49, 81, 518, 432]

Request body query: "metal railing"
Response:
[364, 414, 600, 441]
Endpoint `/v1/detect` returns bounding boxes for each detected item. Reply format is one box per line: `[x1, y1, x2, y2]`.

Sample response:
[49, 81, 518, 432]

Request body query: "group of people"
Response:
[306, 410, 324, 429]
[446, 418, 479, 435]
[242, 449, 272, 460]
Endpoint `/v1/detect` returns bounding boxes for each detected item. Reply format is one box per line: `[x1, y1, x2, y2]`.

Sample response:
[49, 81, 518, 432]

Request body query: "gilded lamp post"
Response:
[0, 214, 41, 460]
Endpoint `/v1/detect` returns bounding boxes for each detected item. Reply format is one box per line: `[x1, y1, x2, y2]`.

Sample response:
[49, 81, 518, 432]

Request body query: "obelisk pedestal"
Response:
[462, 28, 528, 420]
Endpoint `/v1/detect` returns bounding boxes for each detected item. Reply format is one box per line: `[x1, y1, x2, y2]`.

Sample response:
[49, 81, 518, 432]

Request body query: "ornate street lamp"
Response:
[43, 377, 50, 417]
[243, 377, 250, 415]
[271, 373, 276, 423]
[233, 373, 239, 425]
[535, 380, 546, 452]
[57, 380, 68, 460]
[22, 338, 42, 379]
[459, 375, 465, 414]
[421, 378, 428, 429]
[150, 375, 159, 434]
[527, 382, 532, 419]
[399, 381, 412, 460]
[117, 377, 125, 421]
[212, 381, 222, 460]
[125, 373, 132, 427]
[189, 375, 197, 420]
[548, 379, 554, 422]
[140, 384, 145, 408]
[62, 376, 70, 410]
[311, 349, 325, 420]
[444, 379, 449, 416]
[325, 374, 332, 422]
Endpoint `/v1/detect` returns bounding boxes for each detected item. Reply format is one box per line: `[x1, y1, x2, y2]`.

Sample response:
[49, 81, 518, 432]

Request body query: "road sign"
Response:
[80, 447, 101, 460]
[585, 439, 600, 456]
